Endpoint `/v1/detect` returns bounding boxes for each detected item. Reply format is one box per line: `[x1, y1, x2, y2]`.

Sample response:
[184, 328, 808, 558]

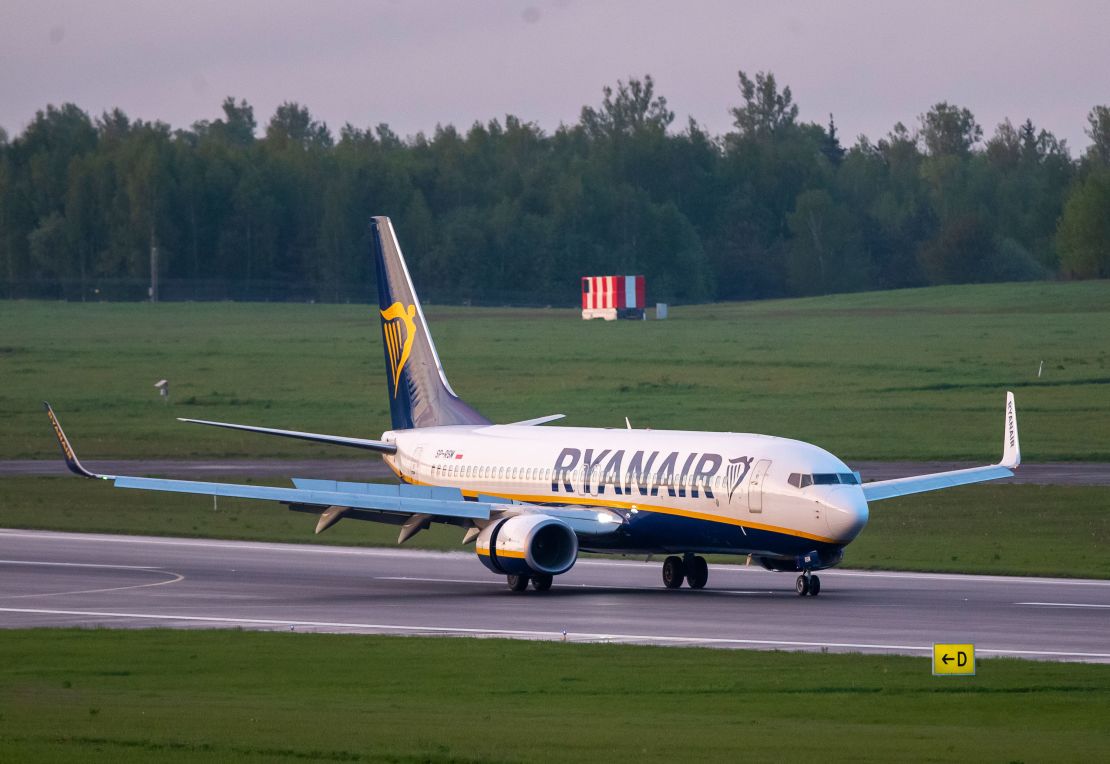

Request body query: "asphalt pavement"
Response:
[2, 529, 1108, 662]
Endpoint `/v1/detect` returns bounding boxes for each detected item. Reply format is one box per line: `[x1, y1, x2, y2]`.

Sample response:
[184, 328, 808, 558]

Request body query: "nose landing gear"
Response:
[795, 571, 821, 596]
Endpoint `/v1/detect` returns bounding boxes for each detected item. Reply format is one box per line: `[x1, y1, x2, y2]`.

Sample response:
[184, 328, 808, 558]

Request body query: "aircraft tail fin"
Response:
[371, 216, 490, 430]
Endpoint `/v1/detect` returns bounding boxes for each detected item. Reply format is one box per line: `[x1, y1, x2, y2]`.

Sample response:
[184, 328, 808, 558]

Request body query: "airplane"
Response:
[46, 216, 1021, 597]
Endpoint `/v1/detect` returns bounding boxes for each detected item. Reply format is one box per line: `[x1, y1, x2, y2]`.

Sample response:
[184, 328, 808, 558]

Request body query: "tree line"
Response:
[1, 71, 1108, 304]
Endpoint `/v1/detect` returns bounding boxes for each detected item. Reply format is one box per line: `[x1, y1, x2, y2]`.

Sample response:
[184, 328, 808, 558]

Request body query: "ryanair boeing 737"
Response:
[47, 217, 1021, 596]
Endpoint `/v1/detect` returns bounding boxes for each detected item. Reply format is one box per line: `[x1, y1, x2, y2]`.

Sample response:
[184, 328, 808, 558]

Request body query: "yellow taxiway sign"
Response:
[933, 643, 975, 675]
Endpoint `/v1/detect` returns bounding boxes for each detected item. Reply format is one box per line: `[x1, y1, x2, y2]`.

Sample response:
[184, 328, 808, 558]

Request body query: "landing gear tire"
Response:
[809, 574, 821, 596]
[507, 574, 529, 592]
[530, 574, 553, 592]
[795, 574, 810, 596]
[686, 556, 709, 589]
[662, 556, 686, 589]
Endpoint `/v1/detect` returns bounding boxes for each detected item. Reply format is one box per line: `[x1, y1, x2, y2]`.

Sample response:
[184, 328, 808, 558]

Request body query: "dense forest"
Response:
[1, 71, 1108, 304]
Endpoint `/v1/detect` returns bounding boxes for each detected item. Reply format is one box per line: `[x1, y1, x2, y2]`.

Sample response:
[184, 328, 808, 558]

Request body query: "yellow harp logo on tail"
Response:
[380, 302, 417, 398]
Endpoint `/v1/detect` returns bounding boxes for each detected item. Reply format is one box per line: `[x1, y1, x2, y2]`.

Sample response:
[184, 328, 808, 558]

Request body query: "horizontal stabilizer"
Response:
[506, 414, 566, 426]
[178, 418, 397, 454]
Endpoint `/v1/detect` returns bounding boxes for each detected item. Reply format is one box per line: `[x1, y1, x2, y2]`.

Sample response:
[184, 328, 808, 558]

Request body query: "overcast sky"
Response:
[3, 0, 1107, 151]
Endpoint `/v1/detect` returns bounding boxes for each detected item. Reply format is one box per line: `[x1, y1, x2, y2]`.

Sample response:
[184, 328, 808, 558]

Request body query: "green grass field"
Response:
[3, 280, 1109, 461]
[3, 478, 1107, 578]
[1, 629, 1107, 762]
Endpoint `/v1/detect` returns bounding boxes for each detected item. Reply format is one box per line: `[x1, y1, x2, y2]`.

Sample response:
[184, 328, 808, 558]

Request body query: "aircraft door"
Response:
[406, 445, 425, 481]
[748, 459, 771, 513]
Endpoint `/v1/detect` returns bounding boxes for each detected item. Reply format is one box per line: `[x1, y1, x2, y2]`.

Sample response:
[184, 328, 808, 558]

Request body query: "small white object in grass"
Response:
[1037, 360, 1043, 378]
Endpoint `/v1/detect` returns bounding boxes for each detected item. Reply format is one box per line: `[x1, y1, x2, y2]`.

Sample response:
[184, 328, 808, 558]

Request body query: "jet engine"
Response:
[476, 514, 578, 576]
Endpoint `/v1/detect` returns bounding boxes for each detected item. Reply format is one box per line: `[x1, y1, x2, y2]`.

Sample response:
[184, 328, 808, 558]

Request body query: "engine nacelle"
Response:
[476, 514, 578, 576]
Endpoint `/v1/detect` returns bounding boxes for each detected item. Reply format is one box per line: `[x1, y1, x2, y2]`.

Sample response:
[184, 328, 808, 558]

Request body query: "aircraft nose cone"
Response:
[826, 488, 869, 542]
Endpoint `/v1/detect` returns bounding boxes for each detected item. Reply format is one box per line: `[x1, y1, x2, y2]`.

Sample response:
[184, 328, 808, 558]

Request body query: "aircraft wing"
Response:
[862, 392, 1020, 502]
[45, 403, 622, 538]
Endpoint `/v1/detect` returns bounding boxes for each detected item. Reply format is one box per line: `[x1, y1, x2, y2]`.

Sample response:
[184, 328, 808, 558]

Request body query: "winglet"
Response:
[1000, 391, 1020, 469]
[43, 402, 101, 479]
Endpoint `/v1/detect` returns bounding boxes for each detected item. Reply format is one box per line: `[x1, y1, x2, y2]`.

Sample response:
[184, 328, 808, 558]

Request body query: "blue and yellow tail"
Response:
[371, 217, 490, 430]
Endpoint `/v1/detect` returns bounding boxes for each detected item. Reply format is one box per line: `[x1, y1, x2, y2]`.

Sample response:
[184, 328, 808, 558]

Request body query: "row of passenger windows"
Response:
[429, 462, 731, 489]
[787, 472, 860, 488]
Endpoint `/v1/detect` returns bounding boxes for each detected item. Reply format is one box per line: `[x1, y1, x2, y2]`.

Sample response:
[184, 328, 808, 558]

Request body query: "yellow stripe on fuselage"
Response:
[398, 474, 838, 545]
[473, 486, 834, 545]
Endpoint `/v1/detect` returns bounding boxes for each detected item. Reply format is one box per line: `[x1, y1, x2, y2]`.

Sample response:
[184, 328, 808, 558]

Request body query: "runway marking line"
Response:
[0, 560, 185, 600]
[0, 559, 160, 570]
[2, 607, 1109, 661]
[3, 530, 1108, 588]
[1016, 602, 1110, 609]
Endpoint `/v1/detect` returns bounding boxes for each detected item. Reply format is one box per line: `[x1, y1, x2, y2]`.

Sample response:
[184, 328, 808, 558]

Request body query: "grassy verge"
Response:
[3, 477, 1108, 578]
[3, 280, 1109, 461]
[0, 629, 1107, 762]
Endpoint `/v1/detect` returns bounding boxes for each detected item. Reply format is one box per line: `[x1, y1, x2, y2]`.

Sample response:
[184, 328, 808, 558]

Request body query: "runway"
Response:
[5, 459, 1110, 484]
[2, 529, 1108, 662]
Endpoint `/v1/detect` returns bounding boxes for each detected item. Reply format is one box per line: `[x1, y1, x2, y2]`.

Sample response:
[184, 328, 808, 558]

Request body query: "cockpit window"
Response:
[788, 473, 814, 488]
[790, 472, 858, 487]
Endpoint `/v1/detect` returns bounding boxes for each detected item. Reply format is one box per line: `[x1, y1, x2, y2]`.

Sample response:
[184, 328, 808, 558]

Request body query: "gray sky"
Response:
[3, 0, 1107, 150]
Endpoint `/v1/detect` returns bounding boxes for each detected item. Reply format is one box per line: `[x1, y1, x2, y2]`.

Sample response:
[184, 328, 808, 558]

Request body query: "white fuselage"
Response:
[382, 424, 869, 558]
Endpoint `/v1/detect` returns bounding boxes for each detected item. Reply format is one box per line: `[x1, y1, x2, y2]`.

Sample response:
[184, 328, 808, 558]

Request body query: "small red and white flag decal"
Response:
[455, 453, 464, 459]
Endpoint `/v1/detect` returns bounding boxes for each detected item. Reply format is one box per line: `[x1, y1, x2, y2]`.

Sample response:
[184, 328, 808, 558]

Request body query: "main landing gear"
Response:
[662, 554, 709, 590]
[506, 574, 553, 592]
[795, 571, 821, 597]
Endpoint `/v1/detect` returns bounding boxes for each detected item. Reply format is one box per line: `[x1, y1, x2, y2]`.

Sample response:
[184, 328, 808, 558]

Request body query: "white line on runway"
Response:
[0, 559, 161, 570]
[2, 606, 1109, 661]
[1016, 602, 1110, 609]
[0, 560, 185, 600]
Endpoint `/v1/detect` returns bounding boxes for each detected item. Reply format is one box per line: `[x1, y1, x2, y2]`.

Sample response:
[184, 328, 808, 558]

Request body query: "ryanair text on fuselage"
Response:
[550, 447, 754, 500]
